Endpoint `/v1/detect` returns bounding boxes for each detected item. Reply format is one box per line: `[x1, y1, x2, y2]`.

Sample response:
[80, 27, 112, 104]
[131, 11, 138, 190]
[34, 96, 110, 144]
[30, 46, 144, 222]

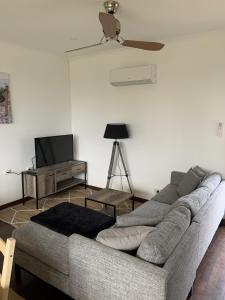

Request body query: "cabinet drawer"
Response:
[56, 170, 72, 182]
[72, 164, 85, 174]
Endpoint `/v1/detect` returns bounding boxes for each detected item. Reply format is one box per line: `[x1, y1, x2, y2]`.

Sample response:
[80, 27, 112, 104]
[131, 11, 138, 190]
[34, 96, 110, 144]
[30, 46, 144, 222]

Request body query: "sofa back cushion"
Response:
[172, 186, 210, 217]
[199, 173, 221, 194]
[177, 169, 201, 197]
[172, 173, 221, 217]
[151, 184, 179, 205]
[137, 206, 191, 265]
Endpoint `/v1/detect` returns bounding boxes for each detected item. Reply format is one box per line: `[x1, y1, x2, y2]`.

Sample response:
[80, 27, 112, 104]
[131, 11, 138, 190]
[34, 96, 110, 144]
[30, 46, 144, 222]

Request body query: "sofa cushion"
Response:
[96, 226, 155, 251]
[151, 184, 180, 205]
[172, 186, 210, 217]
[199, 173, 221, 194]
[13, 221, 69, 275]
[177, 169, 201, 197]
[170, 171, 186, 186]
[116, 199, 171, 227]
[116, 215, 160, 227]
[192, 165, 208, 179]
[137, 206, 191, 265]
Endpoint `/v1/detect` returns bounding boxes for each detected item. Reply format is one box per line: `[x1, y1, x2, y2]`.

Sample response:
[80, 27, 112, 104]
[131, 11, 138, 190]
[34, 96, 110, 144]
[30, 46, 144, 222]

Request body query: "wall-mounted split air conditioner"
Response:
[109, 65, 157, 87]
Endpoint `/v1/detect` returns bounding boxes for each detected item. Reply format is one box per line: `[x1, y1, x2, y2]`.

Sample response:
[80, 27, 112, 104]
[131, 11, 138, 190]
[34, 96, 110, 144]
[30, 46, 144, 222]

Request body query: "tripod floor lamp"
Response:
[104, 123, 133, 194]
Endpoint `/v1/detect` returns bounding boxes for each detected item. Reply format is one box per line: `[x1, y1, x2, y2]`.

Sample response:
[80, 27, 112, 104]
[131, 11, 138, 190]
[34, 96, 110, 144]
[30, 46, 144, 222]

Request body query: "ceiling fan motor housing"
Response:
[104, 1, 119, 14]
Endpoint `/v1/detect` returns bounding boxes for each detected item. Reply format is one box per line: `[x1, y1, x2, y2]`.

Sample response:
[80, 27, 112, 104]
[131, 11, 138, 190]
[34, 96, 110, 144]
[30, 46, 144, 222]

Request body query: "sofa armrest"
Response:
[170, 171, 186, 186]
[164, 222, 199, 300]
[69, 234, 168, 300]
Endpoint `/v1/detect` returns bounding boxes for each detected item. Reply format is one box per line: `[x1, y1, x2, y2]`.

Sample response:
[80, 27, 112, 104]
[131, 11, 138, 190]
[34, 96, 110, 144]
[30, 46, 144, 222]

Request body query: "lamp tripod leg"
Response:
[117, 143, 133, 194]
[106, 141, 117, 189]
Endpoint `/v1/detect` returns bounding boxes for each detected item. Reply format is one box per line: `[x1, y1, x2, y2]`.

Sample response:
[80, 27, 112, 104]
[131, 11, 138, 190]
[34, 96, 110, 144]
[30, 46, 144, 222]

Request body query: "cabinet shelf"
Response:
[56, 178, 85, 192]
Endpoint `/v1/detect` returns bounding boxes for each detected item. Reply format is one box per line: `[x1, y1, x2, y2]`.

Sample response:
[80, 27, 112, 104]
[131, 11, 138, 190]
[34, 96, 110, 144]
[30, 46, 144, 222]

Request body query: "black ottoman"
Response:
[31, 202, 115, 238]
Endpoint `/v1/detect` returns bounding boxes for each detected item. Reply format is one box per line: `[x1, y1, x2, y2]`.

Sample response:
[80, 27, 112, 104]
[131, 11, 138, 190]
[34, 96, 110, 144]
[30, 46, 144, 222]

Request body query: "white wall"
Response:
[0, 41, 71, 205]
[70, 30, 225, 199]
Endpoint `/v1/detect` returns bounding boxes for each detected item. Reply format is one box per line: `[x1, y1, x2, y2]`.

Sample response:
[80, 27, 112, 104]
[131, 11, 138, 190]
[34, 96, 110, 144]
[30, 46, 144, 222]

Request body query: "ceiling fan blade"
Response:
[65, 42, 103, 53]
[99, 12, 118, 39]
[122, 40, 165, 51]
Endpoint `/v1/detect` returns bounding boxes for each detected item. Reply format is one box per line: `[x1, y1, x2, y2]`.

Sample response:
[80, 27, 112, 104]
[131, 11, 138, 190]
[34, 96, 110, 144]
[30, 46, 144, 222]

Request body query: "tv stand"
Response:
[21, 160, 87, 209]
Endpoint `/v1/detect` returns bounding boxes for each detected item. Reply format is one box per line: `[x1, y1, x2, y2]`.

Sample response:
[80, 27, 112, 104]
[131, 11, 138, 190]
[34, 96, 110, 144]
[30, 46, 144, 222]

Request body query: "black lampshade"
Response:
[104, 123, 129, 139]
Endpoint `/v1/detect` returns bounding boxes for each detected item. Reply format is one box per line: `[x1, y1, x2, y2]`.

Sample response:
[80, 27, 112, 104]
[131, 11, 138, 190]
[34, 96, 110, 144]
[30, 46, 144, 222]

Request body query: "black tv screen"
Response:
[35, 134, 74, 168]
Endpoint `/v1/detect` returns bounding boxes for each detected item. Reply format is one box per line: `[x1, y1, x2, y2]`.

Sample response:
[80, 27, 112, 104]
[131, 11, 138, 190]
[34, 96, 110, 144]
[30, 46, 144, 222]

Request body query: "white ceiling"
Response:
[0, 0, 225, 55]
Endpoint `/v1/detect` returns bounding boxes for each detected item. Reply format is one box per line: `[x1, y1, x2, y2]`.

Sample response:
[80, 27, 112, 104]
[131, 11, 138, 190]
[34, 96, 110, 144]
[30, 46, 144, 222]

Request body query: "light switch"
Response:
[217, 122, 223, 137]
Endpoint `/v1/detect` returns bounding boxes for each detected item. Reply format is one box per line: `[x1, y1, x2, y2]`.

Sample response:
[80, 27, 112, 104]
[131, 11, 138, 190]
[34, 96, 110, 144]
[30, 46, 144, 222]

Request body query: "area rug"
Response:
[0, 186, 134, 228]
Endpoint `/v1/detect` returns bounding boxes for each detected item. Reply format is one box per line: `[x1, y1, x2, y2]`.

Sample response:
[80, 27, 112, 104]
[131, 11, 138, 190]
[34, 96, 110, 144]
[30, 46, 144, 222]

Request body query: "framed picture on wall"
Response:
[0, 72, 12, 124]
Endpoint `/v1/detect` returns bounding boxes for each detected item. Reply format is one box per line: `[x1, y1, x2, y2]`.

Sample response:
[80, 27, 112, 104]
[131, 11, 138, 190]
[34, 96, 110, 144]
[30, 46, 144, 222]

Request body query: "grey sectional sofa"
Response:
[12, 170, 225, 300]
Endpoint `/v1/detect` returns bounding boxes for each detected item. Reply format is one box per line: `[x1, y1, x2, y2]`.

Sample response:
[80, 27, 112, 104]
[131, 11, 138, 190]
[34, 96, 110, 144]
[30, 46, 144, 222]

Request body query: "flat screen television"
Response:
[35, 134, 74, 168]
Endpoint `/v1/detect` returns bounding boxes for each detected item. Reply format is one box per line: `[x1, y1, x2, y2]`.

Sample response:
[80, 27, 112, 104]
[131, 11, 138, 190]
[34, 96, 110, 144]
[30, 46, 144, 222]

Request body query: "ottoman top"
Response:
[31, 202, 115, 238]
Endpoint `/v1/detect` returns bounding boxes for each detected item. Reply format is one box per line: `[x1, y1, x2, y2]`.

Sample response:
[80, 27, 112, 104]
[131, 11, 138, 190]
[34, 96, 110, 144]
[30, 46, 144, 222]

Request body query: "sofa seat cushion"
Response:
[172, 187, 210, 217]
[116, 200, 171, 227]
[13, 221, 69, 275]
[137, 206, 191, 265]
[151, 184, 180, 205]
[177, 169, 202, 197]
[96, 226, 155, 251]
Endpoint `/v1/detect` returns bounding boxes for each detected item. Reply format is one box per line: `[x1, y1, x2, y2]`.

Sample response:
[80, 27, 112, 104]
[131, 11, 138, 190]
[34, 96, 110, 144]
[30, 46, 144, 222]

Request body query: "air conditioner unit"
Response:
[109, 65, 157, 87]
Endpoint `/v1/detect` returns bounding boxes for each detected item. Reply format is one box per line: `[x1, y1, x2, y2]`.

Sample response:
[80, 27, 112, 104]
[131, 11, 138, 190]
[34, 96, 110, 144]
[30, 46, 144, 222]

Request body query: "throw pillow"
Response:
[177, 168, 201, 196]
[116, 214, 164, 227]
[192, 166, 207, 180]
[137, 206, 191, 265]
[96, 226, 155, 251]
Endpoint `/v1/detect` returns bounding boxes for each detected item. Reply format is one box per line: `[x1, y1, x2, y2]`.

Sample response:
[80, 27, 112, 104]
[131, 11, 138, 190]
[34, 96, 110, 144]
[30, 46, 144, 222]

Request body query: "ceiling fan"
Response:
[65, 1, 165, 53]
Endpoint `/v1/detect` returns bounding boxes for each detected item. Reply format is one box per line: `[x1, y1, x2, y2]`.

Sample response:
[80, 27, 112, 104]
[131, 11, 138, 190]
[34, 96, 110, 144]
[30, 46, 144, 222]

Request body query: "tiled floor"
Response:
[0, 186, 136, 228]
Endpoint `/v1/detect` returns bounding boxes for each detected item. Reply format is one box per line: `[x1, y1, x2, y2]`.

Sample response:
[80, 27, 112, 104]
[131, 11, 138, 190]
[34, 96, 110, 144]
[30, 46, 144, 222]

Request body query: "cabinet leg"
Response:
[35, 175, 39, 209]
[21, 173, 25, 205]
[84, 162, 87, 189]
[84, 175, 87, 189]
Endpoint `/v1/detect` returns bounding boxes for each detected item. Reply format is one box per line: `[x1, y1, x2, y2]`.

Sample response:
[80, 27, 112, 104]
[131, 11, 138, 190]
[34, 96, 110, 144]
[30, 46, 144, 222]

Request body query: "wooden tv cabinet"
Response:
[21, 160, 87, 209]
